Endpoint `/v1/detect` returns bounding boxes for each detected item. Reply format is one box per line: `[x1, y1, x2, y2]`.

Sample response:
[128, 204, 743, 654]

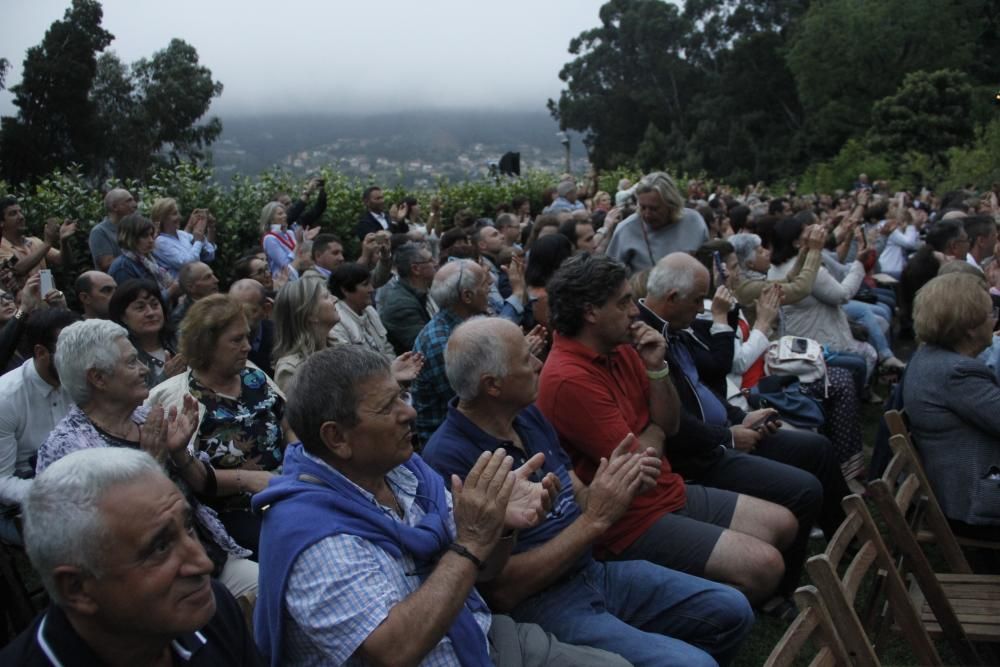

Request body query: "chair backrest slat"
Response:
[764, 585, 856, 667]
[883, 433, 973, 574]
[807, 494, 942, 667]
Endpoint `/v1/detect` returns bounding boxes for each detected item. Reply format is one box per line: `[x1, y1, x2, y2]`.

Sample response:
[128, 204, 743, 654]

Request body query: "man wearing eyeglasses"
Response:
[253, 345, 625, 667]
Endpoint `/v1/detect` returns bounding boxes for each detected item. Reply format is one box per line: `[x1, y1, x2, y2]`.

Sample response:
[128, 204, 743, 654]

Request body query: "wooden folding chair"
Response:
[806, 494, 942, 666]
[882, 410, 1000, 556]
[868, 433, 1000, 664]
[764, 585, 858, 667]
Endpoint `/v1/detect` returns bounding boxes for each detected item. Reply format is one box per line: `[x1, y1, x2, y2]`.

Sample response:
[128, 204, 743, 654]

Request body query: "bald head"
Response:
[229, 278, 269, 329]
[645, 252, 709, 329]
[74, 271, 117, 319]
[446, 316, 527, 404]
[647, 252, 707, 301]
[104, 188, 136, 222]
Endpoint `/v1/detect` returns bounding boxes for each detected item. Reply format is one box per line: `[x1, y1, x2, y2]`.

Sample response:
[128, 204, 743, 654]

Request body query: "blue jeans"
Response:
[845, 300, 893, 360]
[510, 559, 754, 667]
[826, 351, 868, 395]
[873, 286, 896, 310]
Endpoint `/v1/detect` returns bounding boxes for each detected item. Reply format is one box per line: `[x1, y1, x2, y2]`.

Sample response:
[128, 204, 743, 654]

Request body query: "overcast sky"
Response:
[1, 0, 614, 117]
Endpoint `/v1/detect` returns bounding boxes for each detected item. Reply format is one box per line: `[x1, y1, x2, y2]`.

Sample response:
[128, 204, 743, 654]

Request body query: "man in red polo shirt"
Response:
[537, 254, 796, 605]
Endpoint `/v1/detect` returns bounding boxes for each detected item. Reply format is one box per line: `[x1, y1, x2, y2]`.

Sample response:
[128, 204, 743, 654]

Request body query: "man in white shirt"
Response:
[0, 308, 80, 543]
[965, 216, 997, 270]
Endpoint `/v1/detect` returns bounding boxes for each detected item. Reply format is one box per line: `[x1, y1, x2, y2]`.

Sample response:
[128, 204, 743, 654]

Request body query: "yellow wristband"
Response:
[646, 364, 670, 380]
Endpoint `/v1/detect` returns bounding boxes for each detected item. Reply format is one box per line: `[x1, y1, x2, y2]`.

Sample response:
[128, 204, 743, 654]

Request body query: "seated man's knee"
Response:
[748, 543, 786, 599]
[771, 505, 799, 550]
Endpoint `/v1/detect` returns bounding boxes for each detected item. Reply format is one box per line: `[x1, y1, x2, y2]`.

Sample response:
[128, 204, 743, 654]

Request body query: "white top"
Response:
[330, 301, 395, 360]
[878, 226, 919, 277]
[0, 359, 72, 504]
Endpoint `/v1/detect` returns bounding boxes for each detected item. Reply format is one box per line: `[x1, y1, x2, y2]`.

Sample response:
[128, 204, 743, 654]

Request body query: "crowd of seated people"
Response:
[1, 173, 999, 664]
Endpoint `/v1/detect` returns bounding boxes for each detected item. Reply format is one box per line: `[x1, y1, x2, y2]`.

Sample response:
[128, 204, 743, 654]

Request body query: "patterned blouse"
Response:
[36, 405, 250, 559]
[189, 367, 285, 472]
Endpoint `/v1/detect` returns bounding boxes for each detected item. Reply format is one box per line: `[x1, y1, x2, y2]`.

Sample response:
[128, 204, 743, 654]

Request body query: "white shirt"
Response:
[0, 359, 72, 504]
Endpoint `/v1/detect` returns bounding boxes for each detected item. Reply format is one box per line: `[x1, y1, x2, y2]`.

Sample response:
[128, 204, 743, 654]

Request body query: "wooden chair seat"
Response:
[869, 426, 1000, 664]
[908, 573, 1000, 642]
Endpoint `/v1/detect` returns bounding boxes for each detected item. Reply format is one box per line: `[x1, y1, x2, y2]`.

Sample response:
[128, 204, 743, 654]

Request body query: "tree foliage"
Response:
[867, 69, 974, 162]
[552, 0, 1000, 188]
[91, 40, 223, 181]
[0, 2, 222, 187]
[0, 0, 113, 183]
[547, 0, 695, 170]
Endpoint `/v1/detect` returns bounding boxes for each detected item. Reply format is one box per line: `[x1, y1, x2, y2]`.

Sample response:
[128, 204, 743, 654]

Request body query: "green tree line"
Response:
[549, 0, 1000, 189]
[0, 0, 222, 185]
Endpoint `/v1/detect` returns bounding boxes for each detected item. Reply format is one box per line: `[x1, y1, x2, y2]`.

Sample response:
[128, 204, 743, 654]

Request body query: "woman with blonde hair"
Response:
[271, 279, 340, 392]
[903, 273, 1000, 543]
[259, 201, 319, 283]
[151, 197, 216, 279]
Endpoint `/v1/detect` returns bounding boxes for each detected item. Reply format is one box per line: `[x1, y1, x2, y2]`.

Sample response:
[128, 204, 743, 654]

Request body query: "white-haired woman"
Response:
[259, 201, 319, 283]
[36, 319, 258, 598]
[729, 229, 825, 326]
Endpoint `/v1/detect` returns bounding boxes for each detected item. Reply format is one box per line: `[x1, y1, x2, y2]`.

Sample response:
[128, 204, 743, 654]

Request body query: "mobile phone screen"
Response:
[40, 269, 54, 297]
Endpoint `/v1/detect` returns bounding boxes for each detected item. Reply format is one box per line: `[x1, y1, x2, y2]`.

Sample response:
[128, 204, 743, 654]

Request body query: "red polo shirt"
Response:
[537, 332, 686, 556]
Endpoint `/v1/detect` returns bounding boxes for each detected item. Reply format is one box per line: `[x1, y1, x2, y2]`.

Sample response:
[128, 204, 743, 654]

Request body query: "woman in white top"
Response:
[328, 262, 426, 383]
[328, 262, 395, 359]
[151, 197, 217, 280]
[878, 206, 924, 279]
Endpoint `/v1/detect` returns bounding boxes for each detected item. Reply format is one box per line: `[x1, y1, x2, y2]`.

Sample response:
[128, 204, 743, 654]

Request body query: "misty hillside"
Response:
[212, 110, 586, 183]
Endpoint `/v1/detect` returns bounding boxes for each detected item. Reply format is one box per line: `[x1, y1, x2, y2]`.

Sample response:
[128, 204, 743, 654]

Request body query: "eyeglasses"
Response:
[456, 261, 466, 303]
[0, 293, 13, 304]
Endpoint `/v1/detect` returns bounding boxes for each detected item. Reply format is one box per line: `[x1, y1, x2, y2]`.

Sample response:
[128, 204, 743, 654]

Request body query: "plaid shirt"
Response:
[412, 309, 464, 445]
[282, 451, 491, 666]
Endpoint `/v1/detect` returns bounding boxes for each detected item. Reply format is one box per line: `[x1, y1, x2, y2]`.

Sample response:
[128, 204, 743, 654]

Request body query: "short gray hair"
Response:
[24, 448, 164, 604]
[285, 346, 391, 457]
[55, 319, 130, 405]
[729, 233, 762, 270]
[430, 259, 480, 310]
[394, 241, 430, 280]
[445, 316, 510, 401]
[635, 171, 684, 225]
[104, 188, 131, 212]
[647, 254, 699, 300]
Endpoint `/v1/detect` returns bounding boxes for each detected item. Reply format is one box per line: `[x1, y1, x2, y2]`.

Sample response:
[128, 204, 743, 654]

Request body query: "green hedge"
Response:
[1, 164, 564, 289]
